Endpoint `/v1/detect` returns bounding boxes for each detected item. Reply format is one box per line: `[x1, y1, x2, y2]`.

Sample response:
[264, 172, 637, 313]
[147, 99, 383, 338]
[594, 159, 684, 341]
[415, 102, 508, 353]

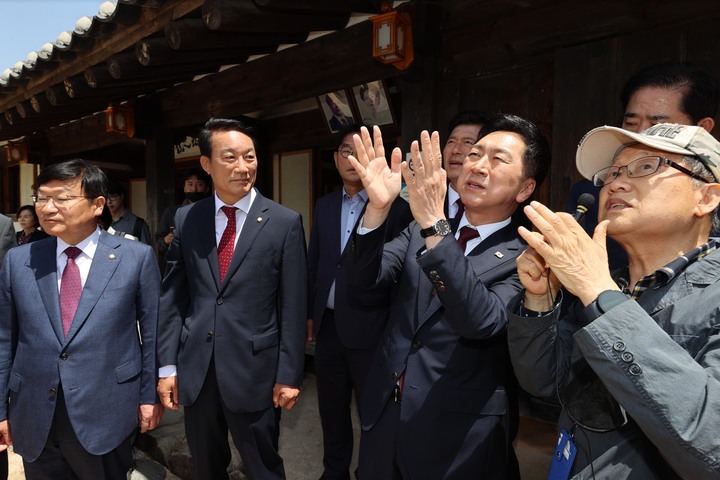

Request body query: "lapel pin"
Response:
[494, 251, 504, 258]
[257, 217, 263, 223]
[109, 253, 116, 260]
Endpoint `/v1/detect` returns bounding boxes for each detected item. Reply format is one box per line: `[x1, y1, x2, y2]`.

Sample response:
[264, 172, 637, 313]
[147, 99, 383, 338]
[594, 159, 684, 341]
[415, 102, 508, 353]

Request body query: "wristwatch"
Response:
[583, 290, 629, 322]
[420, 219, 451, 238]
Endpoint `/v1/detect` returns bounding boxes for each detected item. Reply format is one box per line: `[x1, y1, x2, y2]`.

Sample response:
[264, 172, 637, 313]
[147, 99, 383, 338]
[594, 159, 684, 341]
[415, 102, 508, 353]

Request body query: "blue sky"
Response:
[0, 0, 114, 73]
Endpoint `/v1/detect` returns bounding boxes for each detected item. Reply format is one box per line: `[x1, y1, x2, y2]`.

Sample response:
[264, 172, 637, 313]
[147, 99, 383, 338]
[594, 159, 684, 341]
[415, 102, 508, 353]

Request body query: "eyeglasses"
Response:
[337, 148, 355, 159]
[32, 195, 92, 208]
[592, 155, 710, 187]
[558, 361, 628, 433]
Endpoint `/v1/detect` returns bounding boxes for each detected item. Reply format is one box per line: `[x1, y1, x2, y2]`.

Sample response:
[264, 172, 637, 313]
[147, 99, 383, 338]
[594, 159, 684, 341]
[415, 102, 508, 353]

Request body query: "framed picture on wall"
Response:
[317, 90, 356, 134]
[352, 80, 395, 127]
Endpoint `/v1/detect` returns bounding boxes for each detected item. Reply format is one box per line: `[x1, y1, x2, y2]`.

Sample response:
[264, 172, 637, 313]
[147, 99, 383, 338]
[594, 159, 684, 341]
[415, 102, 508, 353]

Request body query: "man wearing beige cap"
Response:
[507, 123, 720, 479]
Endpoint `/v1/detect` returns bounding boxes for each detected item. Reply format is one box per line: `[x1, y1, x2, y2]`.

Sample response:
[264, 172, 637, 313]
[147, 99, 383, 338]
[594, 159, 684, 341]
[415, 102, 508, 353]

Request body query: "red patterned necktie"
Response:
[60, 246, 83, 336]
[457, 226, 480, 254]
[218, 206, 238, 281]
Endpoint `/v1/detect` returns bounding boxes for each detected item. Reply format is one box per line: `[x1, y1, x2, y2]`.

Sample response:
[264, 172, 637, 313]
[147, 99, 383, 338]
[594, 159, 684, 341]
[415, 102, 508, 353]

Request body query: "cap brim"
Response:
[575, 125, 695, 181]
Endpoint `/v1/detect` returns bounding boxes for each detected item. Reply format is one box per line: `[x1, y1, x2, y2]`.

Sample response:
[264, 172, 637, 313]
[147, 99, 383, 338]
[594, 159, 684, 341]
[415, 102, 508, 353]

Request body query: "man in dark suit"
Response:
[308, 125, 412, 480]
[0, 159, 162, 479]
[346, 114, 551, 479]
[442, 111, 488, 220]
[157, 118, 307, 479]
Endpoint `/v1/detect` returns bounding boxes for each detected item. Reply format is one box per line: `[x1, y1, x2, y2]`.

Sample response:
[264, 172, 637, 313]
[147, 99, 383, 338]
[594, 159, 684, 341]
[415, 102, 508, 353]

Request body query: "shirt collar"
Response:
[457, 215, 511, 240]
[447, 185, 460, 206]
[214, 188, 256, 215]
[56, 227, 102, 260]
[617, 240, 718, 299]
[342, 187, 368, 203]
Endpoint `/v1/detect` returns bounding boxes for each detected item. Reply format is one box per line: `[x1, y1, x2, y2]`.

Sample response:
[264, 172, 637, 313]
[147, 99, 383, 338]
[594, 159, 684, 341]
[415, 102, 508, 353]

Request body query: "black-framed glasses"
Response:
[558, 361, 628, 433]
[337, 147, 355, 159]
[32, 195, 92, 208]
[592, 155, 710, 187]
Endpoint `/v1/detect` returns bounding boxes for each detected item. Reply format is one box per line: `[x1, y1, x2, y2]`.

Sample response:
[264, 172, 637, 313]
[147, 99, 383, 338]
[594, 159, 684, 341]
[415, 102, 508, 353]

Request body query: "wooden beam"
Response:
[252, 0, 352, 14]
[136, 37, 273, 67]
[165, 19, 307, 50]
[161, 20, 404, 127]
[202, 0, 349, 33]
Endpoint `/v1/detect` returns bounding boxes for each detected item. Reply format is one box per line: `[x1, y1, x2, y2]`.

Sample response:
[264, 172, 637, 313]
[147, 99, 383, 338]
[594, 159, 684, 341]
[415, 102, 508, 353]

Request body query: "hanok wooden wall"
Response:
[432, 1, 720, 211]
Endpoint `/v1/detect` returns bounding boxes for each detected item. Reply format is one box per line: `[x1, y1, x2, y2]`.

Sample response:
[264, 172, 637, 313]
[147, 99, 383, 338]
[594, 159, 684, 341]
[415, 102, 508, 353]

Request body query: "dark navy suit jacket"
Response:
[157, 192, 307, 412]
[349, 220, 524, 479]
[0, 232, 160, 461]
[307, 193, 411, 349]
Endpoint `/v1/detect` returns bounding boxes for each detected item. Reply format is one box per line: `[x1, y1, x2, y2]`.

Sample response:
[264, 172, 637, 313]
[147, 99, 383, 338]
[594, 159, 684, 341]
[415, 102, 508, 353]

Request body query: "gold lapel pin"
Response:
[257, 217, 263, 223]
[494, 251, 504, 259]
[109, 253, 116, 260]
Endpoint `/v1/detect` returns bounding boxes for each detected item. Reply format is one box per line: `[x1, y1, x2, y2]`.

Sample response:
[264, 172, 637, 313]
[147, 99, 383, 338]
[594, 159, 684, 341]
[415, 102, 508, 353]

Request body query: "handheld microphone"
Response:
[572, 193, 595, 223]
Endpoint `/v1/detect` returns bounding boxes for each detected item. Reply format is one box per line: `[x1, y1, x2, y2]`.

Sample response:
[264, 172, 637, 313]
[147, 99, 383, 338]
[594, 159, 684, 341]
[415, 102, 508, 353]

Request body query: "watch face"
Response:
[435, 219, 451, 236]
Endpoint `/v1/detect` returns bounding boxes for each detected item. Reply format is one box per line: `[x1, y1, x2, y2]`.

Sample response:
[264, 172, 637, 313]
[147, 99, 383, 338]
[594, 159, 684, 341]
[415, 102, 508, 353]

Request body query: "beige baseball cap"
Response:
[576, 123, 720, 182]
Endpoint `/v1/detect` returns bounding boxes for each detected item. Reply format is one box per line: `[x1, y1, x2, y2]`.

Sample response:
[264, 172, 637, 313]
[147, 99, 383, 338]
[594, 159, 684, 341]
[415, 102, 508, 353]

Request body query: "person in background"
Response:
[442, 110, 488, 220]
[155, 168, 210, 269]
[326, 94, 355, 132]
[0, 159, 162, 479]
[567, 61, 720, 266]
[15, 205, 49, 246]
[509, 124, 720, 478]
[308, 124, 412, 480]
[105, 181, 152, 245]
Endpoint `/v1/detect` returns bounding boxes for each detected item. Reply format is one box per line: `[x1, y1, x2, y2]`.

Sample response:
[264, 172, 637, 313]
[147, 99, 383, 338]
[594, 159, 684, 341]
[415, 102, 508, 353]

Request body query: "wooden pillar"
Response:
[145, 125, 175, 255]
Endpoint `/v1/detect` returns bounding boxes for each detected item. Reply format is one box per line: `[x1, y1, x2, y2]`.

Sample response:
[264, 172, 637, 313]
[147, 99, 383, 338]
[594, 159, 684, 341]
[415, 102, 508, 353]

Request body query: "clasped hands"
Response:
[516, 201, 619, 310]
[348, 126, 447, 243]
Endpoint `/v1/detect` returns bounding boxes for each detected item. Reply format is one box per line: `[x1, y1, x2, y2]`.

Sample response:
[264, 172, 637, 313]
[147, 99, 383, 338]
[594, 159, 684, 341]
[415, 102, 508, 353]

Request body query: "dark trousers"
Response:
[184, 358, 285, 480]
[0, 449, 7, 480]
[315, 309, 376, 480]
[22, 388, 133, 480]
[357, 398, 408, 480]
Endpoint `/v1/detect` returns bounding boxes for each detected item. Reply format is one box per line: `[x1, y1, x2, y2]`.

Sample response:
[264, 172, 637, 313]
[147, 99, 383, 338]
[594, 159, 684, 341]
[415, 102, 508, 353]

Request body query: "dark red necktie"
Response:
[457, 226, 480, 254]
[60, 246, 83, 336]
[454, 199, 465, 221]
[218, 206, 238, 281]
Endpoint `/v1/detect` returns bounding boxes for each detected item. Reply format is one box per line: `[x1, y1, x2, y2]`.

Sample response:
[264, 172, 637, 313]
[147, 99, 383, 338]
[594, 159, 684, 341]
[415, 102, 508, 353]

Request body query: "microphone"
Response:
[572, 193, 595, 223]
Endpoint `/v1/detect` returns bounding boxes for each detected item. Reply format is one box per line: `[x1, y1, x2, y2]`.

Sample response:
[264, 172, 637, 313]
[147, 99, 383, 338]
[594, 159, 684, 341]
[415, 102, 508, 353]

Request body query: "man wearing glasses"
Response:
[308, 124, 411, 480]
[0, 159, 162, 478]
[508, 124, 720, 479]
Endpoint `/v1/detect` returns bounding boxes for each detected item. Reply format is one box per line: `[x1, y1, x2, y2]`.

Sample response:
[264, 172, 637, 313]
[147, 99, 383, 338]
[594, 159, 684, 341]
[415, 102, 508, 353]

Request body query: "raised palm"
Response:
[348, 126, 402, 210]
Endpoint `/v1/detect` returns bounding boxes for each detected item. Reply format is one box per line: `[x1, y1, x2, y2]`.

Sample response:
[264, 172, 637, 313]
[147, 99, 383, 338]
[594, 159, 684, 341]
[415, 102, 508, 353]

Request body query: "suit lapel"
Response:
[30, 237, 65, 342]
[340, 197, 367, 259]
[196, 199, 222, 291]
[220, 192, 270, 288]
[65, 232, 121, 341]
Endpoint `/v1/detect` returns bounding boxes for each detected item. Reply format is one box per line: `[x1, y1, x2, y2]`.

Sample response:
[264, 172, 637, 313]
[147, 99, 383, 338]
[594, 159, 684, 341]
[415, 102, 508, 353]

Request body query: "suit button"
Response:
[217, 297, 223, 305]
[49, 388, 57, 399]
[391, 372, 398, 381]
[60, 352, 68, 360]
[207, 331, 214, 339]
[436, 281, 446, 292]
[412, 340, 422, 349]
[429, 270, 439, 281]
[629, 364, 642, 376]
[613, 342, 626, 352]
[621, 352, 634, 363]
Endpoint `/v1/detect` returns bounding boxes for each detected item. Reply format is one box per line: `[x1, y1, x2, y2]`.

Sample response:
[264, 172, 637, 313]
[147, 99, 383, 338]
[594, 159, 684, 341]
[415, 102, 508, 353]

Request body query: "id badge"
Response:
[547, 428, 577, 480]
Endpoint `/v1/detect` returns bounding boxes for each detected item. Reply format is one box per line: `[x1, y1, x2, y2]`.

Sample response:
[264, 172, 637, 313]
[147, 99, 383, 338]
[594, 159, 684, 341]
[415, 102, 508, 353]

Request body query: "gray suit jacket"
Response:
[0, 232, 160, 461]
[157, 192, 307, 412]
[508, 247, 720, 479]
